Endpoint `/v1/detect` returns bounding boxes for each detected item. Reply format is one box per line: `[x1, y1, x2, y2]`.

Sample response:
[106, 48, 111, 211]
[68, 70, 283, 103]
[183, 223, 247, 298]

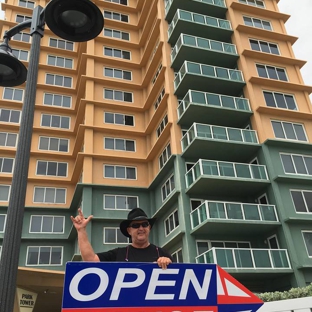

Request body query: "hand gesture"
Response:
[70, 208, 93, 231]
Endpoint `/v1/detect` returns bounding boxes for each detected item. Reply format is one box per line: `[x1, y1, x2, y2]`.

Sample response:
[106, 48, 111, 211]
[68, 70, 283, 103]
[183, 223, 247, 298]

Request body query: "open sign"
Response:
[62, 262, 263, 312]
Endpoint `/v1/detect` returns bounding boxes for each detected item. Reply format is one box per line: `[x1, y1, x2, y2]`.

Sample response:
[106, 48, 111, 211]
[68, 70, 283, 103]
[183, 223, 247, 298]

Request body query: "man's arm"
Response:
[71, 208, 100, 262]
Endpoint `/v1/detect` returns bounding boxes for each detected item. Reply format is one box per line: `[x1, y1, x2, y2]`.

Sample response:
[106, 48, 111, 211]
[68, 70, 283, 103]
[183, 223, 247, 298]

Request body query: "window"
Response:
[104, 165, 136, 179]
[291, 190, 312, 213]
[161, 175, 175, 201]
[104, 10, 129, 22]
[104, 89, 133, 102]
[43, 93, 72, 108]
[12, 48, 29, 60]
[104, 137, 135, 151]
[159, 144, 171, 169]
[156, 115, 168, 137]
[281, 153, 312, 176]
[0, 108, 21, 123]
[165, 210, 179, 236]
[0, 132, 17, 147]
[0, 185, 10, 201]
[154, 88, 165, 110]
[18, 0, 35, 8]
[272, 121, 307, 142]
[302, 232, 312, 257]
[249, 39, 279, 55]
[258, 194, 268, 205]
[33, 187, 66, 204]
[39, 136, 69, 152]
[267, 235, 279, 249]
[104, 194, 138, 210]
[0, 157, 14, 173]
[47, 55, 73, 69]
[186, 163, 196, 171]
[12, 32, 30, 42]
[243, 16, 272, 31]
[0, 214, 6, 233]
[104, 47, 131, 60]
[3, 88, 23, 101]
[152, 64, 162, 84]
[36, 161, 68, 177]
[49, 38, 74, 51]
[191, 199, 204, 210]
[172, 249, 183, 263]
[45, 74, 72, 87]
[263, 91, 297, 110]
[104, 67, 132, 80]
[41, 114, 70, 129]
[104, 112, 134, 126]
[16, 14, 31, 23]
[104, 0, 128, 5]
[256, 64, 287, 81]
[30, 216, 65, 233]
[104, 227, 129, 244]
[239, 0, 265, 8]
[104, 28, 130, 41]
[26, 246, 63, 265]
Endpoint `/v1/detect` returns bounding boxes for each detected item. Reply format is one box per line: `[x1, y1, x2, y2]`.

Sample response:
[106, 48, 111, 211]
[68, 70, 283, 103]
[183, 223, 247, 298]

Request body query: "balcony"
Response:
[190, 200, 279, 235]
[185, 159, 270, 197]
[171, 34, 238, 69]
[165, 0, 227, 22]
[196, 248, 292, 271]
[174, 61, 245, 97]
[181, 123, 260, 162]
[177, 90, 252, 128]
[168, 9, 232, 45]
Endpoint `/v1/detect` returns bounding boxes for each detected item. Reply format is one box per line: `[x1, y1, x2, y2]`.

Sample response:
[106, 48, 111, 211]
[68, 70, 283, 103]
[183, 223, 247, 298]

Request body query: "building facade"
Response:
[0, 0, 312, 310]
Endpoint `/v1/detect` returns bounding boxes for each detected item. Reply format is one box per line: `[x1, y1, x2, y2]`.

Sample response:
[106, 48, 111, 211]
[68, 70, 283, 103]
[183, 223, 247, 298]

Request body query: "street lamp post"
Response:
[0, 1, 104, 311]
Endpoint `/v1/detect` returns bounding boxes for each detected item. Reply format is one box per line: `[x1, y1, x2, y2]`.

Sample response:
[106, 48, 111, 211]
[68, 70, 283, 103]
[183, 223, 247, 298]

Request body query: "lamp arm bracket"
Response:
[3, 6, 45, 41]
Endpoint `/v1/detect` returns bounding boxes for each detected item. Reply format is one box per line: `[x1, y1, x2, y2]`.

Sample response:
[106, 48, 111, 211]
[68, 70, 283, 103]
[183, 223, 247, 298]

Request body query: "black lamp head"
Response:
[45, 0, 104, 42]
[0, 42, 27, 87]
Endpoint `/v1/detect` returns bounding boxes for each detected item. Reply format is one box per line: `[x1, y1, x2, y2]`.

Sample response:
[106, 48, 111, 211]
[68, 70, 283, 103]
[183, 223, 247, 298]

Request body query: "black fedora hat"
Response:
[120, 208, 156, 238]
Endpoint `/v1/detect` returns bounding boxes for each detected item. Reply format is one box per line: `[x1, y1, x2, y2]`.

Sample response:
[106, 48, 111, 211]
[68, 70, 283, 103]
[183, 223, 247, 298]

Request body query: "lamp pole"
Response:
[0, 7, 44, 311]
[0, 1, 104, 311]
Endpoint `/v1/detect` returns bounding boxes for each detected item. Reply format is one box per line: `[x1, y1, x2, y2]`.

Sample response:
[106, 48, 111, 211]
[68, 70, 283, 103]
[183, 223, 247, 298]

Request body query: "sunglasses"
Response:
[128, 221, 150, 229]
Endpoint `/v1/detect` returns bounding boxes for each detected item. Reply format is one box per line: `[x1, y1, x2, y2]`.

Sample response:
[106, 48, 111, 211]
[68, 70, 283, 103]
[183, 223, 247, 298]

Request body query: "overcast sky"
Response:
[0, 0, 311, 86]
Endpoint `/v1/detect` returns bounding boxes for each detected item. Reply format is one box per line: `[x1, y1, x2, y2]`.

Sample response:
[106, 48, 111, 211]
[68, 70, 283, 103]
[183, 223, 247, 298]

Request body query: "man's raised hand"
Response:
[70, 208, 93, 231]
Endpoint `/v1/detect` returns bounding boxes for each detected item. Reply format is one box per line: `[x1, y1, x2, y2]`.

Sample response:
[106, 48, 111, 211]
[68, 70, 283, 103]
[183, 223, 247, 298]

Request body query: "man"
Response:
[71, 207, 172, 269]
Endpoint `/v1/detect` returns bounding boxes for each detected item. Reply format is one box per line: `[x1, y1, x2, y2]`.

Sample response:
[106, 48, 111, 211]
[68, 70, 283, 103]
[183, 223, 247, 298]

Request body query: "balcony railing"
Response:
[181, 123, 258, 151]
[171, 33, 237, 62]
[174, 61, 244, 90]
[168, 9, 231, 38]
[165, 0, 226, 15]
[186, 159, 268, 188]
[196, 247, 291, 269]
[177, 90, 251, 118]
[190, 200, 278, 229]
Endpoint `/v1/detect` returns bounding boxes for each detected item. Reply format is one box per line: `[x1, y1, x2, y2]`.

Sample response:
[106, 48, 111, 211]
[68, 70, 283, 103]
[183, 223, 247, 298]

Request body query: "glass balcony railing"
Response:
[168, 9, 231, 38]
[186, 159, 268, 188]
[177, 90, 251, 118]
[174, 61, 244, 90]
[171, 34, 237, 62]
[196, 248, 291, 269]
[190, 200, 278, 229]
[181, 123, 258, 151]
[165, 0, 226, 15]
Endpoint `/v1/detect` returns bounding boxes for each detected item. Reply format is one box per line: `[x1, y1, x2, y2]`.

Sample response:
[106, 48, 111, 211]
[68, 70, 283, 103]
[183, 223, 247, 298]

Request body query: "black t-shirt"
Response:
[97, 244, 173, 262]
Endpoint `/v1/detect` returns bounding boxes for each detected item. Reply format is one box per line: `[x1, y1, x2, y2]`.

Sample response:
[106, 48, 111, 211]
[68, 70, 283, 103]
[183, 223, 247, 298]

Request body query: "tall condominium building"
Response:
[1, 0, 312, 311]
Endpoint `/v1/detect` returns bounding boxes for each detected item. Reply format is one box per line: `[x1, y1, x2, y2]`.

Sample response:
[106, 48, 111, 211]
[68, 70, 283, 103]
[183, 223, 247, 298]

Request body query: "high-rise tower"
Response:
[0, 0, 312, 311]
